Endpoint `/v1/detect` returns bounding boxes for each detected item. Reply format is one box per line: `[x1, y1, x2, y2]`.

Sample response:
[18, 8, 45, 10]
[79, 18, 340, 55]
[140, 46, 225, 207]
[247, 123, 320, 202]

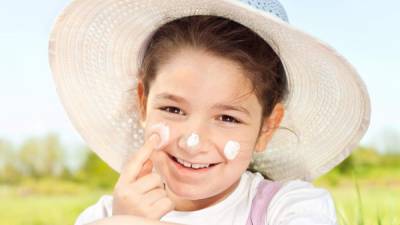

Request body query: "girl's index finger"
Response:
[117, 133, 161, 185]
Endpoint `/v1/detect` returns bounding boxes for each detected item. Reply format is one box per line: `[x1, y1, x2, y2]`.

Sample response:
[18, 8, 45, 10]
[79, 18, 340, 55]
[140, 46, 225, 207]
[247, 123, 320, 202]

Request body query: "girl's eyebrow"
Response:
[212, 103, 250, 116]
[155, 93, 188, 104]
[155, 92, 250, 116]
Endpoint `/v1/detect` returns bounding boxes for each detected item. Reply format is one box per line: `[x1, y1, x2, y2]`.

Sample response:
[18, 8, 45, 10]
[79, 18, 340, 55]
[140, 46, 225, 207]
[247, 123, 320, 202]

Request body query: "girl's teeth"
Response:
[176, 157, 210, 169]
[183, 161, 191, 167]
[192, 163, 209, 169]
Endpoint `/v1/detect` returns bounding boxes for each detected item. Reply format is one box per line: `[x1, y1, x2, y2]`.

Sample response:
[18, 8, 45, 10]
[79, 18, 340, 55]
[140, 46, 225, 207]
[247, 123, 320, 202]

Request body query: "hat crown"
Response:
[238, 0, 289, 22]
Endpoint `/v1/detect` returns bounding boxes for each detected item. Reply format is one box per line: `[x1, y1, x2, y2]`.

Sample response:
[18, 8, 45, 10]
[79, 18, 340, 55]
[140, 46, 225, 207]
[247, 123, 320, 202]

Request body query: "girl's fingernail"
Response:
[149, 123, 170, 150]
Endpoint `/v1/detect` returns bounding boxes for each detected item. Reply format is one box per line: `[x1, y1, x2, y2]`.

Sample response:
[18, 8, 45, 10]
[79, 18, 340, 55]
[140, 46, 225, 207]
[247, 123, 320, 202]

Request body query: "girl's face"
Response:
[138, 47, 282, 211]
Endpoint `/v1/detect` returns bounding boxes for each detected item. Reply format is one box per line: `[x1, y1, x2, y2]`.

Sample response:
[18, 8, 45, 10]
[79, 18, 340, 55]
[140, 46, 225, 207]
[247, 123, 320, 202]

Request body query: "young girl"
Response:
[48, 0, 370, 224]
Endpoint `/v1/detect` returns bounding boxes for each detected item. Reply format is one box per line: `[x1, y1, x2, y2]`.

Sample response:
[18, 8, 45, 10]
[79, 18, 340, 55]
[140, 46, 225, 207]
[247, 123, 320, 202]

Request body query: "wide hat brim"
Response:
[48, 0, 370, 181]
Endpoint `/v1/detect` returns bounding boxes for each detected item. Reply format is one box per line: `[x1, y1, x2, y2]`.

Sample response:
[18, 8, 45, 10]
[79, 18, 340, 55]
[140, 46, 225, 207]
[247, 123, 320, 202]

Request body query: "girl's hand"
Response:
[112, 133, 175, 219]
[88, 215, 184, 225]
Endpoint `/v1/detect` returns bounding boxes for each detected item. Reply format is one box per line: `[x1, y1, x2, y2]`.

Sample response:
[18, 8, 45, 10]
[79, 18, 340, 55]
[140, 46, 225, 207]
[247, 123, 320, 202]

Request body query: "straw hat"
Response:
[48, 0, 371, 181]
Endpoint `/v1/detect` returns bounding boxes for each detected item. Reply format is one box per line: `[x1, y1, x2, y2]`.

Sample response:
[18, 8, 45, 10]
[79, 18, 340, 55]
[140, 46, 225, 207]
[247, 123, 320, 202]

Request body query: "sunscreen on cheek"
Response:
[224, 140, 240, 160]
[149, 122, 170, 149]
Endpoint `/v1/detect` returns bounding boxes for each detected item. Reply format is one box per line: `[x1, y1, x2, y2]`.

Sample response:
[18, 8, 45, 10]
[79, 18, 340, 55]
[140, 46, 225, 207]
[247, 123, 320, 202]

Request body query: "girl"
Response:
[48, 0, 370, 224]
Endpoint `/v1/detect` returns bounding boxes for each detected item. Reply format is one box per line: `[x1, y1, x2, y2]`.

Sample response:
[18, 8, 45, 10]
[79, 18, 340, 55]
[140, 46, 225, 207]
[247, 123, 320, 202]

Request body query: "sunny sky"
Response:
[1, 0, 399, 153]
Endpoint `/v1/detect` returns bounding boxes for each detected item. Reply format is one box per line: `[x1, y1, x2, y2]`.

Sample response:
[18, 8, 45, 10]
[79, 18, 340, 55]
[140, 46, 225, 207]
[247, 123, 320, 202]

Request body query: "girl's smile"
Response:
[167, 152, 221, 175]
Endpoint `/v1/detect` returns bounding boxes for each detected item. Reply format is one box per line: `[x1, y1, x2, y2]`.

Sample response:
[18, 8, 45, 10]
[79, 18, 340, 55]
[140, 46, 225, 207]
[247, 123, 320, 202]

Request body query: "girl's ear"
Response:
[254, 103, 285, 152]
[136, 81, 147, 127]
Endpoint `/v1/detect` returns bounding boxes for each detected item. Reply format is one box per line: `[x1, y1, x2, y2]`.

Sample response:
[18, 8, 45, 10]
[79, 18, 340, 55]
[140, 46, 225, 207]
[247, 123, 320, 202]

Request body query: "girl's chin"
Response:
[165, 179, 216, 200]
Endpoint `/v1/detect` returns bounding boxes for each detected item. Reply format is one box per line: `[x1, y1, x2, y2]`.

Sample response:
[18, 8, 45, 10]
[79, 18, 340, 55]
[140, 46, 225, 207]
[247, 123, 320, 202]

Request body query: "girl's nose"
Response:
[178, 132, 201, 152]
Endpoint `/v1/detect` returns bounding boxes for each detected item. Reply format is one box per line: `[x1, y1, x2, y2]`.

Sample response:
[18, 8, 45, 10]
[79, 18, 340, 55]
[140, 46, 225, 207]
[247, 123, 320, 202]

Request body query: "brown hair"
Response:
[137, 15, 288, 122]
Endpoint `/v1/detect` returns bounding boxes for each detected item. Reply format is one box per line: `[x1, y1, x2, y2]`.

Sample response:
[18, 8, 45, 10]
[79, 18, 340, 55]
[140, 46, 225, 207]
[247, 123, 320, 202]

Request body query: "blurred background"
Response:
[1, 0, 399, 225]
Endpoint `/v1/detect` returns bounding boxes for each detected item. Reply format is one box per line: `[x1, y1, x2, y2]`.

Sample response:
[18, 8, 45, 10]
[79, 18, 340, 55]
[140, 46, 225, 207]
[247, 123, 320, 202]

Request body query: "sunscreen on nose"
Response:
[149, 122, 170, 149]
[186, 132, 200, 149]
[224, 140, 240, 160]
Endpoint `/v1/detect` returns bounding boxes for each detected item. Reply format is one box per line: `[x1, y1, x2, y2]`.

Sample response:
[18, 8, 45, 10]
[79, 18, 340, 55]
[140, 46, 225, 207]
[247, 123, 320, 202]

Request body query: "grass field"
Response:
[0, 179, 399, 225]
[0, 184, 105, 225]
[320, 185, 400, 225]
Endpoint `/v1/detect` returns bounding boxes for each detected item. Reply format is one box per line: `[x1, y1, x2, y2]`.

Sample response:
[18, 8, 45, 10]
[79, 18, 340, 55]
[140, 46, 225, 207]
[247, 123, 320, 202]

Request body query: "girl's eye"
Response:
[159, 106, 185, 115]
[219, 115, 241, 124]
[158, 107, 240, 123]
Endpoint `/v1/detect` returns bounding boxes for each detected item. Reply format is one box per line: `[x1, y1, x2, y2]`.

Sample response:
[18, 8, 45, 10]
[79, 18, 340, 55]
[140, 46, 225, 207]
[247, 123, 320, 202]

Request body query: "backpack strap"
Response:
[246, 179, 282, 225]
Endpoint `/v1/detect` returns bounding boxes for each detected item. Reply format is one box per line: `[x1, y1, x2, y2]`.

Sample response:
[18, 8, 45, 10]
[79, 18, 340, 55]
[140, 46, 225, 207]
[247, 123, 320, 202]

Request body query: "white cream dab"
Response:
[186, 132, 199, 149]
[224, 140, 240, 160]
[149, 122, 170, 150]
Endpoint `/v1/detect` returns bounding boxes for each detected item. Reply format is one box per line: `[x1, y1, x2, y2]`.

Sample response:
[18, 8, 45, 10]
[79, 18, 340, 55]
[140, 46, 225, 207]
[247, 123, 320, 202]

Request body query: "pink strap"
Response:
[246, 179, 281, 225]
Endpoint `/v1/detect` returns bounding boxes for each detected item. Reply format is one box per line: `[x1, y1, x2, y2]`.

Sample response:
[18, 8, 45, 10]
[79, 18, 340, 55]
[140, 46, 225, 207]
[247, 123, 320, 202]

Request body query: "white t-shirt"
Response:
[74, 171, 338, 225]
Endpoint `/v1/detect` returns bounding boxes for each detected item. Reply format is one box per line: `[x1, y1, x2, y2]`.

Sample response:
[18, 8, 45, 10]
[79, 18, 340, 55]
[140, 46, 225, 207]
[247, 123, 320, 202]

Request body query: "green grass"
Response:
[314, 169, 400, 225]
[0, 180, 109, 225]
[0, 190, 104, 225]
[328, 186, 400, 225]
[1, 178, 399, 225]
